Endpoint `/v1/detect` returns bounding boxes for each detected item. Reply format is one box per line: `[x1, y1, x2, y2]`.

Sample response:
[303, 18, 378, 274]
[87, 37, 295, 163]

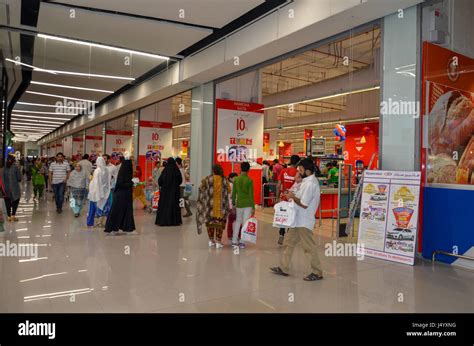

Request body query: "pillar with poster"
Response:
[214, 99, 264, 204]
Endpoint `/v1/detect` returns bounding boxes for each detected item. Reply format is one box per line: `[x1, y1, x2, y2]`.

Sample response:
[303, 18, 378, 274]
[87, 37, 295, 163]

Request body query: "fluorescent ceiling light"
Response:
[12, 114, 71, 121]
[17, 101, 89, 110]
[12, 124, 56, 129]
[31, 81, 113, 93]
[261, 86, 381, 111]
[11, 110, 76, 116]
[6, 59, 134, 81]
[5, 58, 57, 75]
[38, 34, 169, 61]
[26, 91, 98, 103]
[11, 118, 65, 125]
[266, 116, 379, 131]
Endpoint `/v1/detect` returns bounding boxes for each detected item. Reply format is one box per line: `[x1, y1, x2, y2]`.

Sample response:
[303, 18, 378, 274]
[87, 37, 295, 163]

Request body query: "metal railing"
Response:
[432, 250, 474, 263]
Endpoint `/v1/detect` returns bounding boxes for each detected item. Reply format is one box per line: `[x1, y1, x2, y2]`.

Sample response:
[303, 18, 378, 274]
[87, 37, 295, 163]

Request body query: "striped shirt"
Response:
[49, 161, 71, 184]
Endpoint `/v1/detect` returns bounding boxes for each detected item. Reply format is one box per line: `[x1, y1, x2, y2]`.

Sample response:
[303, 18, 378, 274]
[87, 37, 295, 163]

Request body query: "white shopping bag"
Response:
[272, 201, 296, 228]
[241, 217, 258, 244]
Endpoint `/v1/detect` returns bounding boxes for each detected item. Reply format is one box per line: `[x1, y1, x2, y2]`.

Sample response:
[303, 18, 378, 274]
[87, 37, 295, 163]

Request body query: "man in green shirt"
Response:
[327, 161, 339, 185]
[232, 162, 255, 248]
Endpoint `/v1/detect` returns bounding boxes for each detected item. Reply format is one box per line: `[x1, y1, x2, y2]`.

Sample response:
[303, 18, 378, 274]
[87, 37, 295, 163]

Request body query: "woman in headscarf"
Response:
[87, 156, 111, 227]
[155, 157, 182, 226]
[105, 154, 135, 234]
[2, 155, 22, 222]
[196, 165, 231, 248]
[67, 163, 88, 217]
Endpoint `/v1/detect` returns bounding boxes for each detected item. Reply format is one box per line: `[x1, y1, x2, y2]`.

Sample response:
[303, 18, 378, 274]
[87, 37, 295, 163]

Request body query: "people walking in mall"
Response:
[87, 156, 111, 227]
[155, 157, 182, 227]
[67, 163, 88, 217]
[196, 164, 231, 248]
[31, 158, 46, 201]
[176, 157, 192, 217]
[78, 154, 93, 181]
[232, 161, 254, 249]
[132, 163, 147, 209]
[105, 153, 135, 234]
[49, 152, 71, 213]
[270, 158, 323, 281]
[276, 154, 300, 245]
[2, 155, 22, 222]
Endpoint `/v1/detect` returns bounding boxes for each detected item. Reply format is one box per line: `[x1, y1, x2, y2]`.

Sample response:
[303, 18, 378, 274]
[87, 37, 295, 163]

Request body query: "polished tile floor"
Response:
[0, 183, 473, 313]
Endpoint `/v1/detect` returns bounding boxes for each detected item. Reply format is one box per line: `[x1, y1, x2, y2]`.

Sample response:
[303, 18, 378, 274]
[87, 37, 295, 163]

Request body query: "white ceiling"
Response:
[51, 0, 265, 28]
[3, 0, 266, 141]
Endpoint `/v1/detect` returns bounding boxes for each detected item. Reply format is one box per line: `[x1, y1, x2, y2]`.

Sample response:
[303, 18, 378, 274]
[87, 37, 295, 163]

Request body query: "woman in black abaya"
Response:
[155, 157, 182, 226]
[105, 156, 136, 234]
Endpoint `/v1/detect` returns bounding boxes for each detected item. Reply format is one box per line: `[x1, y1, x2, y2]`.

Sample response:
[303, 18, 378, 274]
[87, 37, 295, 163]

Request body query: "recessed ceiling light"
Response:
[11, 122, 57, 129]
[38, 33, 170, 60]
[6, 59, 134, 81]
[30, 81, 113, 93]
[26, 91, 98, 103]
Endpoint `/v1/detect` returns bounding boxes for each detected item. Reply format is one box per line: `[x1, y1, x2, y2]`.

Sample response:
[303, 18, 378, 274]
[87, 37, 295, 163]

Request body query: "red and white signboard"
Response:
[138, 121, 172, 179]
[72, 137, 84, 160]
[214, 99, 264, 165]
[105, 130, 132, 164]
[85, 135, 103, 161]
[214, 99, 264, 204]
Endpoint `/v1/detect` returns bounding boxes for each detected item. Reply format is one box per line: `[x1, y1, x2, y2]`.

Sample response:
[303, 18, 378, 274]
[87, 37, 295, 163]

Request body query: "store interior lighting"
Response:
[30, 81, 114, 94]
[37, 33, 170, 61]
[26, 91, 98, 103]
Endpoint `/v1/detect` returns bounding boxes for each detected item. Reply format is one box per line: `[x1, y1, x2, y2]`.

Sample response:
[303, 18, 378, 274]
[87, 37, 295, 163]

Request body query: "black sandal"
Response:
[270, 267, 289, 277]
[303, 273, 323, 281]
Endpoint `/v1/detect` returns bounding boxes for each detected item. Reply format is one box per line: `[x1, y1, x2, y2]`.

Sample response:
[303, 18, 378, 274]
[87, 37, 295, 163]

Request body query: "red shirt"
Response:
[278, 167, 297, 194]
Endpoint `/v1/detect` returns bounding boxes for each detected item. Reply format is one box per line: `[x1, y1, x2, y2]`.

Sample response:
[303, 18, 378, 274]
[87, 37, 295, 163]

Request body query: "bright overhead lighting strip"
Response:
[260, 86, 381, 111]
[38, 34, 170, 60]
[11, 110, 76, 116]
[12, 114, 71, 121]
[17, 101, 89, 110]
[11, 118, 65, 125]
[30, 81, 113, 93]
[11, 123, 57, 129]
[265, 116, 380, 131]
[6, 58, 134, 81]
[26, 91, 98, 103]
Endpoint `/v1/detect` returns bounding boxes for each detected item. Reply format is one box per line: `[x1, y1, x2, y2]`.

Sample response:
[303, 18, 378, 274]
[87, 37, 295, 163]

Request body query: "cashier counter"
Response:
[317, 177, 351, 219]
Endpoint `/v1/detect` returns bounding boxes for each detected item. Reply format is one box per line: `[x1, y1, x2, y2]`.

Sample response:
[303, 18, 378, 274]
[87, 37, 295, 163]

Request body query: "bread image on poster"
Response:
[428, 89, 474, 185]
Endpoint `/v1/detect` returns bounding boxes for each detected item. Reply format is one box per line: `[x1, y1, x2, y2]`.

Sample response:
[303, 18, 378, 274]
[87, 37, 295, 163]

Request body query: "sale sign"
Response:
[105, 130, 132, 164]
[138, 120, 172, 179]
[263, 133, 270, 153]
[72, 137, 84, 161]
[214, 99, 264, 165]
[214, 99, 264, 204]
[85, 135, 103, 161]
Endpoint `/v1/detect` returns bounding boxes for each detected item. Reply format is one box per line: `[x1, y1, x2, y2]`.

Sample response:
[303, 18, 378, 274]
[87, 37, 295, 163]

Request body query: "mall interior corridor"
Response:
[0, 183, 472, 314]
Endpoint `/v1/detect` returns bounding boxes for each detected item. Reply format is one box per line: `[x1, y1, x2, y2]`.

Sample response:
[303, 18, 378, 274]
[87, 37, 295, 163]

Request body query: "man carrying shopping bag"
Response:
[232, 162, 254, 249]
[270, 158, 323, 282]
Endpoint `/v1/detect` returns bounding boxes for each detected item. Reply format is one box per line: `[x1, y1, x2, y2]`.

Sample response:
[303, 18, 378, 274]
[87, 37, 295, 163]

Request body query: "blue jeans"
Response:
[52, 182, 66, 210]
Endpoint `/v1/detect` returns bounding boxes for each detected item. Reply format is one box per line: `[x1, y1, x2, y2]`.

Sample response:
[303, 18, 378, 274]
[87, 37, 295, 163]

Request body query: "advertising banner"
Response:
[105, 130, 132, 164]
[357, 170, 421, 265]
[182, 140, 189, 157]
[420, 41, 474, 266]
[215, 99, 264, 165]
[344, 122, 379, 168]
[138, 120, 172, 180]
[263, 133, 270, 153]
[85, 135, 103, 161]
[215, 99, 264, 204]
[72, 137, 84, 161]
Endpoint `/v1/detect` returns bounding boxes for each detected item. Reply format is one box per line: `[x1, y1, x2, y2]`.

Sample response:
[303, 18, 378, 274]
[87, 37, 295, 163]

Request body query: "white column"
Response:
[380, 6, 420, 171]
[189, 83, 214, 200]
